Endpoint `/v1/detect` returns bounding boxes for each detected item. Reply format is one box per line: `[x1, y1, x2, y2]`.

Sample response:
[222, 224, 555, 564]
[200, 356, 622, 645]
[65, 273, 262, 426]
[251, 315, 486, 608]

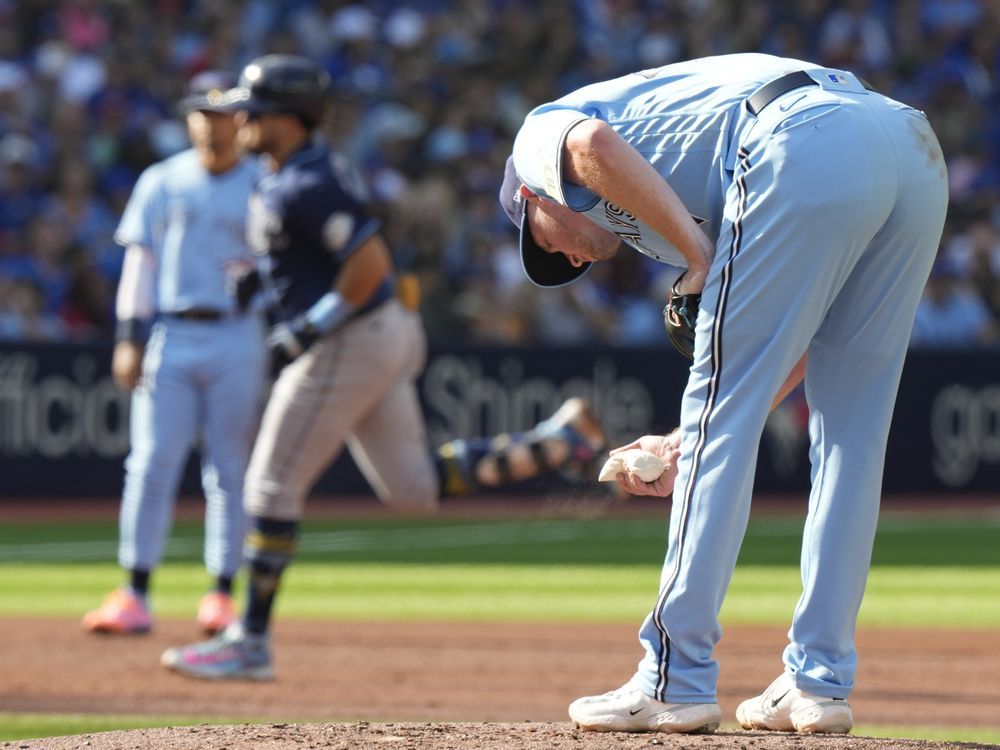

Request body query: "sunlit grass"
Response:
[1, 514, 998, 627]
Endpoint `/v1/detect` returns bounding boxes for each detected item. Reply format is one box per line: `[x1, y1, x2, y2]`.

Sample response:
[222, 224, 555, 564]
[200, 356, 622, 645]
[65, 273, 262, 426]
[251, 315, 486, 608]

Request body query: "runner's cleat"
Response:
[534, 397, 607, 480]
[161, 623, 274, 681]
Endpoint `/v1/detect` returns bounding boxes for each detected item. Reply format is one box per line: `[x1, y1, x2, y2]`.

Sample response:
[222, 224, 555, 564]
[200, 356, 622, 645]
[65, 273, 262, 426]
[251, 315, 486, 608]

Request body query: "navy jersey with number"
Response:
[246, 141, 393, 319]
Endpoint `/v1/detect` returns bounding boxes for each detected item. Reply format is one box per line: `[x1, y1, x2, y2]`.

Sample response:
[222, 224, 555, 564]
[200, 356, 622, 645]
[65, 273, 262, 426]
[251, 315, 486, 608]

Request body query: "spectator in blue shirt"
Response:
[910, 256, 1000, 347]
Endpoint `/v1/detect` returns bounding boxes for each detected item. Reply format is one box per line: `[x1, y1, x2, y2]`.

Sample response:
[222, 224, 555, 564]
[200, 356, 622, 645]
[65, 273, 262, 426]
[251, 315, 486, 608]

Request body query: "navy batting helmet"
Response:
[224, 55, 331, 129]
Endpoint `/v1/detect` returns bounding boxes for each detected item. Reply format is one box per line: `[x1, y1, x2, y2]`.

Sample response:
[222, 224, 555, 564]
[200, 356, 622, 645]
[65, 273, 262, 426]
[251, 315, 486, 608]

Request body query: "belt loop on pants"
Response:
[745, 71, 818, 116]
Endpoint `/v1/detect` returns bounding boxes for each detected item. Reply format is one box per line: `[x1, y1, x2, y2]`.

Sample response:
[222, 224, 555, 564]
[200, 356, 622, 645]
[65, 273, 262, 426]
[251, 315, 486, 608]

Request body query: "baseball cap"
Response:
[178, 69, 237, 115]
[498, 155, 591, 288]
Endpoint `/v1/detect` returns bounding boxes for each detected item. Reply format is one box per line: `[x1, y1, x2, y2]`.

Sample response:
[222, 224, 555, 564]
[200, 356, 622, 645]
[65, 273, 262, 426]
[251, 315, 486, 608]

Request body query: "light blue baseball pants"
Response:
[119, 315, 266, 579]
[633, 87, 949, 703]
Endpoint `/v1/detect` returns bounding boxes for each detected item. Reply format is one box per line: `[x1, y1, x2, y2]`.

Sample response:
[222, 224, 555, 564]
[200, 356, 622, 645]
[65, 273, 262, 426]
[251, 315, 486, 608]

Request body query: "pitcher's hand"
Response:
[609, 429, 681, 497]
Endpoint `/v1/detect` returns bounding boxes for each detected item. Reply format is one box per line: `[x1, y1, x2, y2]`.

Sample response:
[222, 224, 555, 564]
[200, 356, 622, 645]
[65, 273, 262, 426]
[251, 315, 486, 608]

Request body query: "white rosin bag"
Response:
[598, 449, 669, 483]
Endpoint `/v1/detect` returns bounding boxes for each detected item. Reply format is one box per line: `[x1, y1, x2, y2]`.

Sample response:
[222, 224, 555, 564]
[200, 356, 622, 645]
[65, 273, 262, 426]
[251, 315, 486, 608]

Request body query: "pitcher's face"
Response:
[523, 190, 621, 267]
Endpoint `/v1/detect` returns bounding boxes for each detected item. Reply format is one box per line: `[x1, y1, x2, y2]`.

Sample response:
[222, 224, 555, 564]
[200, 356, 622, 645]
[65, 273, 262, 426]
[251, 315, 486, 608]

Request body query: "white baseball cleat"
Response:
[736, 672, 853, 734]
[568, 683, 721, 733]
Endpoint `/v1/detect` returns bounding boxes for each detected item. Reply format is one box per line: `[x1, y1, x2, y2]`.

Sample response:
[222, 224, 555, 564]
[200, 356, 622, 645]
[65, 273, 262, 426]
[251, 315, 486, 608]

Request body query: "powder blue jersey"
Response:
[115, 149, 257, 313]
[513, 53, 872, 267]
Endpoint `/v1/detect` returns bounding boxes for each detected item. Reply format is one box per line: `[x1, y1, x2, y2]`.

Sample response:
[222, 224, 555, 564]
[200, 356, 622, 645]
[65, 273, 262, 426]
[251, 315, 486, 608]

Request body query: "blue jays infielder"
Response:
[500, 53, 948, 734]
[83, 71, 266, 636]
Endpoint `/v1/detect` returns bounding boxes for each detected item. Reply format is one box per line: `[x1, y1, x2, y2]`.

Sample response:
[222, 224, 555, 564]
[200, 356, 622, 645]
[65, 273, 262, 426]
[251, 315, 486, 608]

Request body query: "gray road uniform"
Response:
[242, 141, 437, 519]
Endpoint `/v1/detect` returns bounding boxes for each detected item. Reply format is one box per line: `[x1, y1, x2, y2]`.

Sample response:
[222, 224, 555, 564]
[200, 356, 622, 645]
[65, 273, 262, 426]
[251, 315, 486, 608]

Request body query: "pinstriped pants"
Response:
[244, 300, 439, 521]
[632, 88, 948, 703]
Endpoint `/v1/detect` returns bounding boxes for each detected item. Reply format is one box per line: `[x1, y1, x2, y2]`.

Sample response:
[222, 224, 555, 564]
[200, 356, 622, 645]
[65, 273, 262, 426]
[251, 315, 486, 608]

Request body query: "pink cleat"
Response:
[82, 588, 152, 635]
[196, 592, 237, 635]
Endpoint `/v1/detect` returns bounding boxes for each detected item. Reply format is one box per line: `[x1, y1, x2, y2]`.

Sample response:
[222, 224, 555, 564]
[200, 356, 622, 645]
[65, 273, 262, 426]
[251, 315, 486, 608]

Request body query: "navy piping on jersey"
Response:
[338, 217, 381, 263]
[652, 144, 752, 702]
[284, 141, 326, 169]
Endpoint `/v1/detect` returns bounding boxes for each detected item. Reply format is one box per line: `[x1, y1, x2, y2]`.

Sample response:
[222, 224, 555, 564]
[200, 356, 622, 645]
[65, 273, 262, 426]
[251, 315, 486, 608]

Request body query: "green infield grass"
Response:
[0, 511, 998, 626]
[0, 508, 998, 743]
[0, 714, 259, 743]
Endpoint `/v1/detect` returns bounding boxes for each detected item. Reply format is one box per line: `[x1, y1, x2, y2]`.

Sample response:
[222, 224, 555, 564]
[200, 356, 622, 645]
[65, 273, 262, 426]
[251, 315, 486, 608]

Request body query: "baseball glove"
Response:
[229, 267, 261, 313]
[663, 277, 700, 360]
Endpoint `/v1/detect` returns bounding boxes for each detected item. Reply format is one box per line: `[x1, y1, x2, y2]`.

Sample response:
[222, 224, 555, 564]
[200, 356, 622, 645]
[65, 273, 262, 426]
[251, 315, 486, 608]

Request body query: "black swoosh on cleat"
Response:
[629, 708, 644, 716]
[771, 690, 790, 708]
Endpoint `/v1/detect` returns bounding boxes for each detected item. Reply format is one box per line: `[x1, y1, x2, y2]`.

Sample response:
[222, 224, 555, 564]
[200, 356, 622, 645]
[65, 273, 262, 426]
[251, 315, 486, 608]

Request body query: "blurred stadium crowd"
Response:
[1, 0, 999, 348]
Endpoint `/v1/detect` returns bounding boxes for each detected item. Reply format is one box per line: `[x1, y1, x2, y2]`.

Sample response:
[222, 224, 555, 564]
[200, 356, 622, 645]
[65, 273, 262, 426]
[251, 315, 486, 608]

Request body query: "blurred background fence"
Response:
[2, 340, 998, 497]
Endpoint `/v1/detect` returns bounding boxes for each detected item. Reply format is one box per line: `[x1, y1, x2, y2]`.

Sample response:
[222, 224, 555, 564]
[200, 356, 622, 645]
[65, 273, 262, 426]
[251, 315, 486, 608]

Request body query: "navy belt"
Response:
[161, 309, 237, 322]
[746, 70, 876, 116]
[745, 71, 818, 116]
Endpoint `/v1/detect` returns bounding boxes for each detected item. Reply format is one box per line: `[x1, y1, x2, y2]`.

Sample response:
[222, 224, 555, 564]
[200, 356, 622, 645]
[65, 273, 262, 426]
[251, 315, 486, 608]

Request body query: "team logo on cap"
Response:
[205, 88, 225, 106]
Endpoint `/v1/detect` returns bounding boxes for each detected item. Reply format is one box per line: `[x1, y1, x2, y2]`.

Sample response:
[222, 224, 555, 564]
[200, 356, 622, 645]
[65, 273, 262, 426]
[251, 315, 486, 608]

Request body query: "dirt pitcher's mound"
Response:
[9, 722, 999, 750]
[5, 619, 1000, 748]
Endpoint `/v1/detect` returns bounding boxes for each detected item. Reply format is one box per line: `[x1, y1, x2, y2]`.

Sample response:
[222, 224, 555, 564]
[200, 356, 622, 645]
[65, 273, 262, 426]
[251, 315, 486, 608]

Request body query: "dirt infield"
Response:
[9, 723, 997, 750]
[4, 618, 999, 748]
[5, 495, 999, 748]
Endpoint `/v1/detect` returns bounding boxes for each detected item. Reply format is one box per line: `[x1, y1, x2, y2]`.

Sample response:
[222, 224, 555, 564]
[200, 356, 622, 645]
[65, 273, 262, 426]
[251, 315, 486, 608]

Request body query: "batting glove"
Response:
[267, 318, 319, 370]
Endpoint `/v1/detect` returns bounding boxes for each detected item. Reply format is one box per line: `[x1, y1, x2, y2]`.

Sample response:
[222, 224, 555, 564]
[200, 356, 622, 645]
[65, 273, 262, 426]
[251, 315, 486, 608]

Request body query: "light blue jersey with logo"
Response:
[116, 148, 257, 313]
[514, 53, 871, 267]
